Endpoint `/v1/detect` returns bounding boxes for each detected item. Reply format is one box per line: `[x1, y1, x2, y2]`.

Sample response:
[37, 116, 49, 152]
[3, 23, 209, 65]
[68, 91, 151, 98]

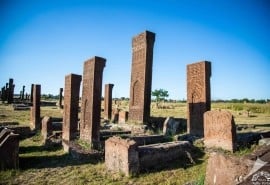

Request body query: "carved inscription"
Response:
[204, 110, 236, 152]
[187, 61, 211, 136]
[80, 56, 106, 146]
[129, 31, 155, 123]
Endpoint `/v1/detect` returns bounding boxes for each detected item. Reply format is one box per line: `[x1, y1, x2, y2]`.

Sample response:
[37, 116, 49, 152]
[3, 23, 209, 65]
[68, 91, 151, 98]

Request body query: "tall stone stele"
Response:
[30, 84, 41, 130]
[187, 61, 211, 137]
[7, 78, 14, 104]
[58, 87, 63, 109]
[128, 30, 155, 123]
[80, 56, 106, 148]
[62, 74, 81, 152]
[104, 84, 114, 120]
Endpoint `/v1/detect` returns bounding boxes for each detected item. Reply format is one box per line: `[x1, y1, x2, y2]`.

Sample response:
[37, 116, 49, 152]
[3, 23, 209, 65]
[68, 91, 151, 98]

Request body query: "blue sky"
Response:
[0, 0, 269, 100]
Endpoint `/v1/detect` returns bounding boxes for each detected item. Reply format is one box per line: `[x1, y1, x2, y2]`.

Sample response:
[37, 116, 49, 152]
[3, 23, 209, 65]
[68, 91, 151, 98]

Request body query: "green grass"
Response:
[0, 132, 206, 185]
[0, 104, 30, 125]
[0, 101, 269, 184]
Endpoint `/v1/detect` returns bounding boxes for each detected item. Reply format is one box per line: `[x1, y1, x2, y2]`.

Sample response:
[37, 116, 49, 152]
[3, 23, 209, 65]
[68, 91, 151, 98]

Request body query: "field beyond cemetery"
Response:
[0, 101, 270, 185]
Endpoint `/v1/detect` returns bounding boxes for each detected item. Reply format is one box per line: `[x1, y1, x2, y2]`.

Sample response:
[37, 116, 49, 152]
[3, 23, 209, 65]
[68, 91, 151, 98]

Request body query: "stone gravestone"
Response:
[0, 128, 19, 170]
[204, 110, 237, 152]
[80, 56, 106, 148]
[30, 84, 41, 130]
[129, 31, 155, 123]
[62, 74, 82, 152]
[163, 117, 180, 136]
[111, 108, 119, 123]
[41, 116, 52, 143]
[30, 84, 34, 103]
[58, 87, 63, 109]
[1, 86, 6, 101]
[22, 85, 25, 101]
[105, 137, 139, 176]
[119, 111, 129, 124]
[7, 78, 14, 104]
[104, 84, 114, 120]
[187, 61, 211, 137]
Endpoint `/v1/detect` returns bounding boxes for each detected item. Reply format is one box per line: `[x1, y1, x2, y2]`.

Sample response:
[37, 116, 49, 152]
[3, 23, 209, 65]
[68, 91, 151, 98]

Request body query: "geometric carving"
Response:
[204, 110, 237, 152]
[104, 84, 114, 120]
[129, 31, 155, 123]
[80, 56, 106, 148]
[187, 61, 211, 136]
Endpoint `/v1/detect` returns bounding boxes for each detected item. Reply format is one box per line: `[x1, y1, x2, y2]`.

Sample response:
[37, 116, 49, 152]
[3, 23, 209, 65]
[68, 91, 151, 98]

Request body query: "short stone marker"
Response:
[119, 111, 128, 124]
[163, 117, 180, 135]
[204, 110, 237, 152]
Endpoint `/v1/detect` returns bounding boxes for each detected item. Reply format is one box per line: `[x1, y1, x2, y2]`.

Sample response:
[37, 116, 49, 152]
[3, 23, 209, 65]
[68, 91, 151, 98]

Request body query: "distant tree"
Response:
[151, 89, 169, 108]
[256, 99, 266, 104]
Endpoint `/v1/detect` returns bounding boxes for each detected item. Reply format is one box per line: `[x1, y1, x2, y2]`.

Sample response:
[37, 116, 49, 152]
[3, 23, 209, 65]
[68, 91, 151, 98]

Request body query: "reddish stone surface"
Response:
[119, 111, 129, 124]
[0, 129, 19, 170]
[129, 31, 155, 123]
[80, 57, 106, 147]
[105, 137, 139, 176]
[111, 108, 119, 123]
[62, 74, 81, 151]
[105, 136, 193, 176]
[187, 61, 211, 136]
[104, 84, 114, 120]
[205, 152, 253, 185]
[204, 110, 237, 152]
[42, 116, 52, 141]
[30, 84, 41, 130]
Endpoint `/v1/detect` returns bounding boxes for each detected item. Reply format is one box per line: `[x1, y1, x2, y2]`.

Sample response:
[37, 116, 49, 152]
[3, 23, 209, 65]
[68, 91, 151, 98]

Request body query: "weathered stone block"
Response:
[204, 110, 237, 152]
[42, 116, 52, 142]
[163, 117, 180, 135]
[111, 108, 119, 123]
[119, 111, 128, 124]
[0, 129, 19, 170]
[105, 136, 193, 176]
[138, 141, 192, 170]
[205, 152, 253, 185]
[105, 136, 139, 176]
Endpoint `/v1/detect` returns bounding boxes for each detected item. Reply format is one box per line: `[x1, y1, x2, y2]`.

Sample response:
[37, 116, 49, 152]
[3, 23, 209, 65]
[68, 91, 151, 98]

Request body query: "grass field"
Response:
[0, 101, 269, 184]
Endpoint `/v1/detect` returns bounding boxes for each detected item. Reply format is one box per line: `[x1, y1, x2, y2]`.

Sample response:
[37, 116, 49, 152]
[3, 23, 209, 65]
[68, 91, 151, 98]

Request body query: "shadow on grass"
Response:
[148, 116, 187, 134]
[237, 130, 270, 148]
[139, 146, 205, 174]
[19, 145, 102, 170]
[255, 123, 270, 127]
[19, 145, 62, 154]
